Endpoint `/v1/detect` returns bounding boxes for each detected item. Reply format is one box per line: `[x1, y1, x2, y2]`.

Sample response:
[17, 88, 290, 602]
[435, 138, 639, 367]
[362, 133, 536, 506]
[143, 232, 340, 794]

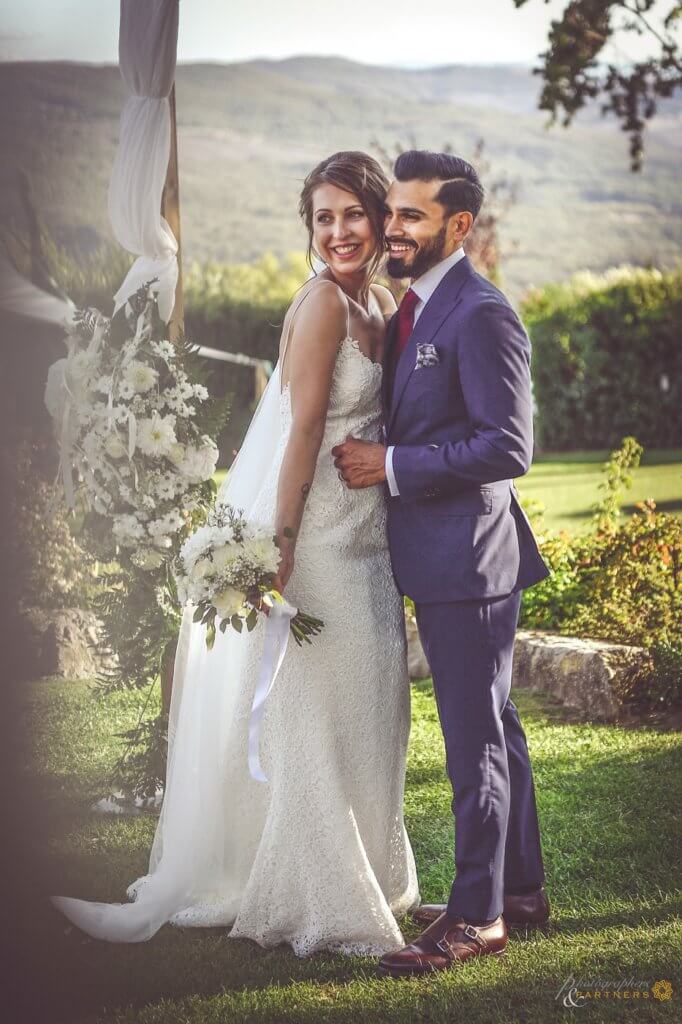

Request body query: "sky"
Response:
[0, 0, 670, 67]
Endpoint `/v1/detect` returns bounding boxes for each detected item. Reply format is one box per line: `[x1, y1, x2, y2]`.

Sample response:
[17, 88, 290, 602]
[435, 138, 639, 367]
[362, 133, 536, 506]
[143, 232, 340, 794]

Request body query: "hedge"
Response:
[522, 265, 682, 451]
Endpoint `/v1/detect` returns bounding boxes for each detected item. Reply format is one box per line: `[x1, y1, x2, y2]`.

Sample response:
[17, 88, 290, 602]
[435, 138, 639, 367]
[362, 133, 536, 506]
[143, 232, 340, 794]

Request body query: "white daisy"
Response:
[137, 412, 177, 458]
[123, 359, 158, 395]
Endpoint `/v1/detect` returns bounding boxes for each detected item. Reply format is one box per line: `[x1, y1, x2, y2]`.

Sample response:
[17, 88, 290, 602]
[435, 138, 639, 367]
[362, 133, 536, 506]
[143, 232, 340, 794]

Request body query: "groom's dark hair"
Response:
[394, 150, 484, 221]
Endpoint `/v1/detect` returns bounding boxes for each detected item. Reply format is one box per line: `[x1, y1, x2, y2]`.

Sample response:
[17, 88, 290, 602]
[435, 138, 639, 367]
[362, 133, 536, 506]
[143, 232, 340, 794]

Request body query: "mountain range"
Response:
[1, 57, 680, 300]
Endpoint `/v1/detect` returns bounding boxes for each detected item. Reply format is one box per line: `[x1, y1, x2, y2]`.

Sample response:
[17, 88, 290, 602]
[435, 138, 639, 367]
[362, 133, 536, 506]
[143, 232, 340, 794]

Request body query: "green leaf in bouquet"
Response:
[202, 604, 217, 625]
[193, 604, 205, 623]
[246, 608, 258, 632]
[231, 614, 243, 633]
[206, 623, 216, 650]
[219, 618, 229, 633]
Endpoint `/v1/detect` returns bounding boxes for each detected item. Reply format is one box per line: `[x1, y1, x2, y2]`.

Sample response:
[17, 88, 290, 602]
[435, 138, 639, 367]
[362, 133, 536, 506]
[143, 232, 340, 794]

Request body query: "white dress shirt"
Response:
[385, 247, 467, 496]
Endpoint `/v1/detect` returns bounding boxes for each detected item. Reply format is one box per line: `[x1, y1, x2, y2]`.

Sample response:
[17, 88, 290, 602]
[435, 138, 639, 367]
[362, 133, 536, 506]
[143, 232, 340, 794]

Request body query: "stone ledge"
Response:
[407, 619, 648, 723]
[16, 607, 115, 681]
[511, 630, 648, 723]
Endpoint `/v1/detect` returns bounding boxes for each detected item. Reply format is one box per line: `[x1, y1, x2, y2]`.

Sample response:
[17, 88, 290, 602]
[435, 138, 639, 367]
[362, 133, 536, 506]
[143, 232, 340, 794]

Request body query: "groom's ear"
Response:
[448, 210, 474, 247]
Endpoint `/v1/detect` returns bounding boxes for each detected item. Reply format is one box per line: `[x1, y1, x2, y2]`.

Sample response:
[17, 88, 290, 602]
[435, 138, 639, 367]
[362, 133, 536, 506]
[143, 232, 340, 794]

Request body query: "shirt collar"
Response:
[411, 247, 467, 307]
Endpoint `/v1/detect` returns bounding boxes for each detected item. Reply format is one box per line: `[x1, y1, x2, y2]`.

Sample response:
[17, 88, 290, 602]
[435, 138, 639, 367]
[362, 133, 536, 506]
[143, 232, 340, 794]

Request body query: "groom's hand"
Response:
[332, 437, 387, 489]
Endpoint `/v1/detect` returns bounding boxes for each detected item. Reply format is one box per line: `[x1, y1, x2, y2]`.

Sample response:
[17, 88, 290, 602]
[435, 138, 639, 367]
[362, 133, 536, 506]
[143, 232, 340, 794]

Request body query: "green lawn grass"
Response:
[17, 678, 682, 1023]
[522, 449, 682, 533]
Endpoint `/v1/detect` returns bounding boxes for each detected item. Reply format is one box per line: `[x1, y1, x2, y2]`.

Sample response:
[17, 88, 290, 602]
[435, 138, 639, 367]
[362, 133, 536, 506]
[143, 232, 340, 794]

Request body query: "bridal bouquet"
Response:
[45, 282, 224, 570]
[175, 503, 324, 649]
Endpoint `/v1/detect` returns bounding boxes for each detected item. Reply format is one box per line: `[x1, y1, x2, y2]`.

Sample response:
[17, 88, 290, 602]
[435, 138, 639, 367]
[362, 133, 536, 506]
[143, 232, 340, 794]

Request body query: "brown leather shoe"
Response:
[378, 913, 507, 977]
[411, 885, 550, 928]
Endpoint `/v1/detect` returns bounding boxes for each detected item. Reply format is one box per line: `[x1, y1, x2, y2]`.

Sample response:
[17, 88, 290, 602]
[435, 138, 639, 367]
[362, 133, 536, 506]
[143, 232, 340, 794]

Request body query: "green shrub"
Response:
[523, 265, 682, 450]
[520, 438, 682, 709]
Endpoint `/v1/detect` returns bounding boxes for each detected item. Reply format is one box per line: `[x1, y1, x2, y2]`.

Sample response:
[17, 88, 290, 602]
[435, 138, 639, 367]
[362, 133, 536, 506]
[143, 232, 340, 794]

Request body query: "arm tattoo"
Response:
[301, 482, 311, 500]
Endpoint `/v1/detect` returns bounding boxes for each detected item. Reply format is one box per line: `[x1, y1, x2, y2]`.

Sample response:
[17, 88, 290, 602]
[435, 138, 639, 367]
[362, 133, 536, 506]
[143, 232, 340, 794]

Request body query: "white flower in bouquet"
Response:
[175, 503, 324, 650]
[123, 359, 159, 394]
[149, 509, 184, 537]
[213, 587, 246, 619]
[112, 404, 130, 424]
[167, 439, 184, 461]
[95, 375, 113, 395]
[118, 380, 135, 401]
[243, 535, 281, 576]
[178, 437, 219, 483]
[192, 556, 213, 580]
[91, 400, 110, 421]
[104, 432, 127, 460]
[212, 542, 240, 572]
[137, 412, 177, 458]
[131, 548, 166, 571]
[152, 535, 173, 550]
[151, 339, 175, 361]
[154, 472, 177, 501]
[113, 514, 145, 546]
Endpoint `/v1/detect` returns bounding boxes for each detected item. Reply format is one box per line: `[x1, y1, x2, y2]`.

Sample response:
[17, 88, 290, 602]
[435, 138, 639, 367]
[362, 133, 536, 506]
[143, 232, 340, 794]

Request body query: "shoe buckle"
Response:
[463, 924, 488, 949]
[435, 937, 455, 957]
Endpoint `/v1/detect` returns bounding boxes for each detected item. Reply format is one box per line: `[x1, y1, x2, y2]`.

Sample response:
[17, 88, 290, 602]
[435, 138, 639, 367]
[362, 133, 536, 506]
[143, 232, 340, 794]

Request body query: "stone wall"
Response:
[16, 607, 113, 681]
[406, 620, 649, 723]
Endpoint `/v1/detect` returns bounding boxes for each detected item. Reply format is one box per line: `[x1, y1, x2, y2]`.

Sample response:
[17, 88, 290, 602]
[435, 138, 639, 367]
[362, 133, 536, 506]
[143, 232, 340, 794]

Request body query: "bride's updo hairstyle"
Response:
[299, 151, 389, 281]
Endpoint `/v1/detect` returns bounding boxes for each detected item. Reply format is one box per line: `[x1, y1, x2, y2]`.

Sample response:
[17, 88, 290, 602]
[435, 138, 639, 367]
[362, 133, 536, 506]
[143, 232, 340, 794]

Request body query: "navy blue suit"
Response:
[383, 254, 549, 923]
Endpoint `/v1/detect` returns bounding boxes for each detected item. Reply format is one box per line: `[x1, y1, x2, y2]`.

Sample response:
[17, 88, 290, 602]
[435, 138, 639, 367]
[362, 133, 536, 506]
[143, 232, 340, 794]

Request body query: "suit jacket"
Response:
[382, 254, 550, 603]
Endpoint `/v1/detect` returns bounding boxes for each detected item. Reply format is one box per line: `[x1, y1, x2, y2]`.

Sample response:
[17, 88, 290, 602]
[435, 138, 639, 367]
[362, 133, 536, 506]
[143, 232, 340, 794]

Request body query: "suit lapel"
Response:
[388, 255, 474, 434]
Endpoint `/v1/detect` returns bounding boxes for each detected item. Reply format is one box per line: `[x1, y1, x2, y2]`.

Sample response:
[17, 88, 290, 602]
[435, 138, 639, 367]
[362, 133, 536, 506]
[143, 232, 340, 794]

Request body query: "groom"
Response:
[332, 150, 551, 975]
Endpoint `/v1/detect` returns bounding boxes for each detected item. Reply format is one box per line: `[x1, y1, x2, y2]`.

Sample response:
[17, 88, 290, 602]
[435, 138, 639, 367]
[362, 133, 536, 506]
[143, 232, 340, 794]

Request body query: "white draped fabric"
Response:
[110, 0, 180, 323]
[0, 254, 75, 326]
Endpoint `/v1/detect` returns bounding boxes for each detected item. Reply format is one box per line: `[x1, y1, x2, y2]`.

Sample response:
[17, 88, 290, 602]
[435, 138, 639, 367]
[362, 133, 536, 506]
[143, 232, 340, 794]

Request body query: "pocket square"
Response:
[415, 343, 440, 369]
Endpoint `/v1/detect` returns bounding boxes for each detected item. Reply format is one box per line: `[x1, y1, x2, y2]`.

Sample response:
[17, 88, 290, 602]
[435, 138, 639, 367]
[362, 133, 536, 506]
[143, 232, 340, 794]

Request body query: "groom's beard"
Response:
[386, 225, 448, 281]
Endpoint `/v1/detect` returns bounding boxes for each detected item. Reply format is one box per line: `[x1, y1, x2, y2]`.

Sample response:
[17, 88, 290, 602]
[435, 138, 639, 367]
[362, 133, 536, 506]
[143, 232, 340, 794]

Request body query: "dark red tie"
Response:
[395, 287, 419, 361]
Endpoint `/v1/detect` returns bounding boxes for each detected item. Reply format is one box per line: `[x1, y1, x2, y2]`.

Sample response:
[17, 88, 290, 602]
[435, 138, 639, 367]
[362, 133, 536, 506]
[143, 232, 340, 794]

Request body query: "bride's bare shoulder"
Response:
[370, 283, 398, 320]
[285, 277, 349, 332]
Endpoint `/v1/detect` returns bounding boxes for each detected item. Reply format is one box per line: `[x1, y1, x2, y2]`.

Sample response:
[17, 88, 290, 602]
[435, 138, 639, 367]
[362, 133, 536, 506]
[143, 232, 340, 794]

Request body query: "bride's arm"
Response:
[273, 283, 348, 591]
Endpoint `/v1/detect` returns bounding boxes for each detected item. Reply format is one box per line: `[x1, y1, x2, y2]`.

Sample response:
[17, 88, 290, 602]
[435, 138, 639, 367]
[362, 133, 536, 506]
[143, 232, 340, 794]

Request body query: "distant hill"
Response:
[1, 58, 681, 300]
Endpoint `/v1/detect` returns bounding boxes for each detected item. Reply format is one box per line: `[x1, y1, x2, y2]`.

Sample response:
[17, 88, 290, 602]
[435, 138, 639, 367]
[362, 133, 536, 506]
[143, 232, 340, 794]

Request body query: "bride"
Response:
[52, 151, 419, 956]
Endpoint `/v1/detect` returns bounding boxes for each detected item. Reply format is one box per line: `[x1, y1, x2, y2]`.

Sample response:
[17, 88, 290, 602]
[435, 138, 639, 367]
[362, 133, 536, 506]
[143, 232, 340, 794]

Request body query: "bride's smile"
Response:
[312, 183, 377, 282]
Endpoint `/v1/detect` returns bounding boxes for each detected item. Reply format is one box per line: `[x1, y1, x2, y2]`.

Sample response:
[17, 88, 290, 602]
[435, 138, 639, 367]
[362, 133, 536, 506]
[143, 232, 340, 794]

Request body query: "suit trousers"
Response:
[414, 590, 545, 924]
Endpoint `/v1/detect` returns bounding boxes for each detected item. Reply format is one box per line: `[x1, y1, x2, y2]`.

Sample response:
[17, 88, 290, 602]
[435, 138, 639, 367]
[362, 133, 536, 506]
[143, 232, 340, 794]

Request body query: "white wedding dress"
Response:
[52, 312, 419, 956]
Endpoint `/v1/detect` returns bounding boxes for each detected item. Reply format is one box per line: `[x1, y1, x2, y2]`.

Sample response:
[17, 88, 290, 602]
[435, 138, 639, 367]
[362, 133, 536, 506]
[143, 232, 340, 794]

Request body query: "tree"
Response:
[514, 1, 682, 169]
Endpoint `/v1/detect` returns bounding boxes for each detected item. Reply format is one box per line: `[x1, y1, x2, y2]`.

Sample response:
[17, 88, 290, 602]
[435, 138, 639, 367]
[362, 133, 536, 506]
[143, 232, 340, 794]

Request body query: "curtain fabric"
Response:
[110, 0, 180, 323]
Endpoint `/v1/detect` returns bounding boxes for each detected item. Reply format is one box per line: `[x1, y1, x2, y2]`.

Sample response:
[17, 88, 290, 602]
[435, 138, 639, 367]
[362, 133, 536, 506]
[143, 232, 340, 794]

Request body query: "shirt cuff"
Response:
[385, 446, 400, 497]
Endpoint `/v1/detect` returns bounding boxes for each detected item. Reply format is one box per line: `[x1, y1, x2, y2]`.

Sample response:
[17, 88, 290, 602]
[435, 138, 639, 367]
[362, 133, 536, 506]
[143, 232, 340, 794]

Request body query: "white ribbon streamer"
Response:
[247, 601, 298, 783]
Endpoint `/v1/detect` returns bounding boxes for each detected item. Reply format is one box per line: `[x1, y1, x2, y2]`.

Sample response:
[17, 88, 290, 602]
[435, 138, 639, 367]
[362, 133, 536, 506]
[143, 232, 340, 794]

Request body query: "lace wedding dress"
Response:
[52, 325, 419, 957]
